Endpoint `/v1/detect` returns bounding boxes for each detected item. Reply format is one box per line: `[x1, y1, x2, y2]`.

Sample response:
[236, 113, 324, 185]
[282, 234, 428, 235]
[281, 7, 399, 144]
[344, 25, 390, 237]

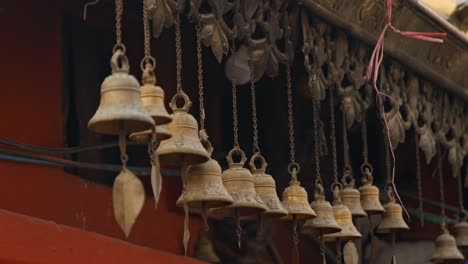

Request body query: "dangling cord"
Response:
[437, 143, 446, 231]
[249, 56, 260, 155]
[342, 110, 353, 182]
[83, 0, 100, 20]
[292, 215, 299, 264]
[414, 132, 424, 227]
[113, 0, 125, 53]
[336, 239, 342, 264]
[174, 12, 183, 95]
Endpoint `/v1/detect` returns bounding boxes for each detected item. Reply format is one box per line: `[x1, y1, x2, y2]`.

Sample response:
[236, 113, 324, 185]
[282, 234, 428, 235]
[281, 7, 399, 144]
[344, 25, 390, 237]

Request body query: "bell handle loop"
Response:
[331, 182, 342, 204]
[112, 43, 126, 54]
[360, 162, 373, 175]
[141, 62, 156, 85]
[342, 170, 355, 188]
[331, 182, 343, 193]
[201, 138, 214, 156]
[385, 184, 396, 202]
[227, 147, 247, 167]
[249, 152, 268, 172]
[288, 162, 301, 175]
[361, 163, 374, 184]
[111, 48, 130, 74]
[170, 91, 192, 112]
[314, 180, 325, 199]
[140, 56, 156, 72]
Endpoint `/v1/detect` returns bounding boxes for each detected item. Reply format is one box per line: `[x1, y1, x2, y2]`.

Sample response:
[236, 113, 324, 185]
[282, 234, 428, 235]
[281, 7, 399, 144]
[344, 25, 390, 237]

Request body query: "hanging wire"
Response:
[249, 56, 260, 154]
[83, 0, 101, 21]
[230, 41, 240, 149]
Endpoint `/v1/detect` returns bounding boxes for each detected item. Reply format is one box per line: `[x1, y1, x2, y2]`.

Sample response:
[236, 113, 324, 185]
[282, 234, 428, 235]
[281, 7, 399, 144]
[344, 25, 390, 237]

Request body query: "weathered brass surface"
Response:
[303, 182, 342, 236]
[88, 50, 155, 135]
[431, 228, 465, 263]
[324, 185, 362, 242]
[340, 175, 367, 218]
[281, 165, 316, 221]
[377, 188, 409, 234]
[453, 213, 468, 248]
[176, 154, 233, 212]
[249, 153, 287, 219]
[195, 234, 220, 263]
[129, 125, 172, 143]
[140, 64, 172, 125]
[209, 148, 266, 218]
[156, 92, 210, 165]
[359, 166, 384, 215]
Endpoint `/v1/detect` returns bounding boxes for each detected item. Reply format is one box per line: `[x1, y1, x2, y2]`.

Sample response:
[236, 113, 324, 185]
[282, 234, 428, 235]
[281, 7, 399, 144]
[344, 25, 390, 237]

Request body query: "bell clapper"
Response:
[320, 230, 327, 264]
[201, 202, 209, 233]
[235, 209, 242, 249]
[336, 239, 342, 264]
[292, 215, 299, 264]
[182, 159, 190, 256]
[256, 214, 264, 241]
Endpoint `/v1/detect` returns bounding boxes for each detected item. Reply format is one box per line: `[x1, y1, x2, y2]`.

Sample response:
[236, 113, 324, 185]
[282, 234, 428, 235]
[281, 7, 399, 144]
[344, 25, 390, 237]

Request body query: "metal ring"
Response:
[112, 43, 126, 54]
[226, 147, 247, 167]
[169, 91, 192, 112]
[288, 162, 301, 174]
[360, 162, 373, 174]
[249, 152, 267, 172]
[331, 182, 343, 192]
[140, 56, 156, 72]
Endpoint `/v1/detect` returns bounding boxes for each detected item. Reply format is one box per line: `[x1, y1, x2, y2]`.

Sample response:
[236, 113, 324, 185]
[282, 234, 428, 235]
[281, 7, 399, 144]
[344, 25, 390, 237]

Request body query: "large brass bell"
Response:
[281, 164, 316, 221]
[431, 228, 465, 263]
[249, 153, 288, 218]
[377, 186, 409, 234]
[176, 142, 233, 212]
[210, 148, 266, 218]
[88, 49, 155, 135]
[453, 211, 468, 248]
[156, 92, 210, 165]
[359, 164, 384, 215]
[324, 184, 362, 242]
[340, 168, 367, 218]
[195, 233, 220, 263]
[303, 181, 342, 236]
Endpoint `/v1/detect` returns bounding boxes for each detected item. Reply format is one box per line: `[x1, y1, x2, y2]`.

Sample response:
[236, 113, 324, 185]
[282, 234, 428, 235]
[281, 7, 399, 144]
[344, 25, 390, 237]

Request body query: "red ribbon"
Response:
[364, 0, 446, 219]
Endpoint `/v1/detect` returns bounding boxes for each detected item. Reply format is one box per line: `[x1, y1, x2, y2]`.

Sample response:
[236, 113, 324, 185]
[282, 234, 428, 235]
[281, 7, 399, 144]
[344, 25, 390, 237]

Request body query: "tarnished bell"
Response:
[195, 234, 220, 263]
[139, 63, 172, 125]
[340, 173, 367, 218]
[156, 92, 210, 165]
[324, 185, 362, 242]
[453, 212, 468, 248]
[377, 188, 409, 234]
[281, 165, 316, 221]
[175, 145, 233, 211]
[303, 182, 342, 236]
[359, 165, 384, 215]
[210, 148, 266, 218]
[431, 228, 465, 263]
[129, 125, 172, 143]
[249, 153, 288, 218]
[88, 50, 155, 135]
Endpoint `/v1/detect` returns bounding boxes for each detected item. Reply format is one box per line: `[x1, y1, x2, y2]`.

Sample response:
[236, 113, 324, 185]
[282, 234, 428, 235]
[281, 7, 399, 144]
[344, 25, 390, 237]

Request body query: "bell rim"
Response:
[175, 198, 234, 211]
[281, 211, 317, 221]
[301, 225, 343, 236]
[88, 117, 155, 135]
[209, 203, 267, 218]
[156, 151, 210, 166]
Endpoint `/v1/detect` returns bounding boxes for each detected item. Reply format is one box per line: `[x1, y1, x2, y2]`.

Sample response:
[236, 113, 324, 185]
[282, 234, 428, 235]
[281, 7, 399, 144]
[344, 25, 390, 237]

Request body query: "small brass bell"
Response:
[210, 148, 266, 218]
[249, 153, 288, 218]
[453, 211, 468, 248]
[303, 181, 342, 236]
[340, 169, 367, 218]
[129, 125, 172, 143]
[281, 164, 316, 221]
[88, 49, 155, 135]
[377, 187, 409, 234]
[139, 62, 172, 125]
[359, 164, 384, 215]
[176, 142, 233, 212]
[431, 228, 465, 263]
[195, 233, 220, 263]
[324, 184, 362, 242]
[156, 92, 210, 165]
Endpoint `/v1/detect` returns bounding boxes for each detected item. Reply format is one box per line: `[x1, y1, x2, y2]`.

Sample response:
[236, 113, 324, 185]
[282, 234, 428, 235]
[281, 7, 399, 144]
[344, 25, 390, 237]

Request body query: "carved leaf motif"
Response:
[418, 126, 436, 164]
[113, 168, 145, 237]
[387, 112, 406, 150]
[200, 18, 229, 63]
[147, 0, 177, 38]
[448, 144, 464, 178]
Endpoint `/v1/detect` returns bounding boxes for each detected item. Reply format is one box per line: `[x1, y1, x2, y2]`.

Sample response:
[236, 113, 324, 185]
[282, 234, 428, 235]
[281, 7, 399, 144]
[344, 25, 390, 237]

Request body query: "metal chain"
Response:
[143, 0, 151, 59]
[286, 66, 296, 164]
[329, 87, 338, 183]
[415, 132, 424, 227]
[438, 144, 446, 228]
[320, 237, 327, 264]
[342, 111, 351, 169]
[196, 24, 205, 131]
[174, 14, 183, 93]
[313, 99, 322, 183]
[115, 0, 123, 45]
[458, 170, 465, 212]
[361, 113, 369, 164]
[231, 41, 239, 148]
[249, 56, 260, 154]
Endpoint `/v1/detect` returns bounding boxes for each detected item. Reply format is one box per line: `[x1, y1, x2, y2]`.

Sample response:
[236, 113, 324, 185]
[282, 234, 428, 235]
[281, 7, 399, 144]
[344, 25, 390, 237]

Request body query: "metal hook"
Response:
[83, 0, 101, 21]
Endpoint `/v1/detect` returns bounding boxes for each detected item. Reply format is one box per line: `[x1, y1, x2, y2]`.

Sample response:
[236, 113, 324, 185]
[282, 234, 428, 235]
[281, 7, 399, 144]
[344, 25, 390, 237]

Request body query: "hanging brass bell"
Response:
[303, 181, 342, 236]
[431, 228, 465, 263]
[359, 164, 384, 215]
[249, 153, 288, 218]
[88, 49, 155, 135]
[281, 164, 316, 221]
[453, 211, 468, 248]
[156, 92, 210, 165]
[176, 142, 233, 212]
[377, 187, 409, 234]
[209, 148, 266, 218]
[139, 61, 172, 125]
[340, 169, 367, 218]
[195, 233, 220, 263]
[324, 184, 362, 242]
[129, 125, 172, 143]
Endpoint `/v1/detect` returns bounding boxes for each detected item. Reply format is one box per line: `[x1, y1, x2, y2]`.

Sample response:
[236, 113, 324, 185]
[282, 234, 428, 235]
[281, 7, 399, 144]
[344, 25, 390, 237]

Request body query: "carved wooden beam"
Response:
[301, 0, 468, 102]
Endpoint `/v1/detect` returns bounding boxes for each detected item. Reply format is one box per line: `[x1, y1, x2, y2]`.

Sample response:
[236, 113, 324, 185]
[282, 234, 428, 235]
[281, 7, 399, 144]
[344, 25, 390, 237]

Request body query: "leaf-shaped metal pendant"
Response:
[113, 167, 145, 237]
[146, 0, 177, 38]
[200, 14, 230, 63]
[151, 155, 163, 208]
[343, 241, 358, 264]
